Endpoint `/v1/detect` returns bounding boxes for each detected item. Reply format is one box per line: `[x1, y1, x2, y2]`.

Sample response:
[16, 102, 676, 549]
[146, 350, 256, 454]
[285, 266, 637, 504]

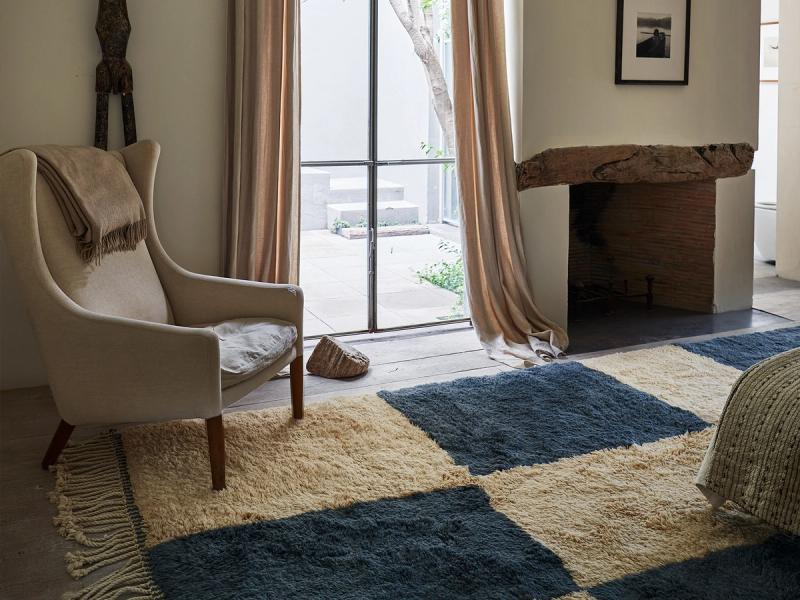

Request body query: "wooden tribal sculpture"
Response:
[94, 0, 137, 150]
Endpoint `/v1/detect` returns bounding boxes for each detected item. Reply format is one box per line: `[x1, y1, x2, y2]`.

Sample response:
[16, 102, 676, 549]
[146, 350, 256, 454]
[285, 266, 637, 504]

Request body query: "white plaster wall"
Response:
[755, 84, 779, 205]
[517, 1, 759, 155]
[715, 173, 756, 312]
[519, 186, 570, 329]
[0, 0, 227, 389]
[504, 0, 524, 163]
[509, 0, 760, 329]
[777, 0, 800, 280]
[753, 0, 780, 206]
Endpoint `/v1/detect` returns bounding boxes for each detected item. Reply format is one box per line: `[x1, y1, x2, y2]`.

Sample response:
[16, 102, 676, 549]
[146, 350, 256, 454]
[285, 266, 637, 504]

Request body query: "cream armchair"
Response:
[0, 140, 303, 490]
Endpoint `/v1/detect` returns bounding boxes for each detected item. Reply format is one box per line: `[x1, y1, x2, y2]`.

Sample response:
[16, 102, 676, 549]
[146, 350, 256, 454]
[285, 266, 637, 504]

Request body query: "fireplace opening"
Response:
[568, 179, 717, 320]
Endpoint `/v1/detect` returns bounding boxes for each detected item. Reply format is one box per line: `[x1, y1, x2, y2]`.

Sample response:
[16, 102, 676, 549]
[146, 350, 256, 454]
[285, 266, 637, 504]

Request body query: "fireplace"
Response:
[515, 142, 756, 331]
[568, 179, 717, 315]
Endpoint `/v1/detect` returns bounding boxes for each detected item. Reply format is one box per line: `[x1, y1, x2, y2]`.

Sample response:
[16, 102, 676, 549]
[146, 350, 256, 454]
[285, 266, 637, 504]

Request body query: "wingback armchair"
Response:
[0, 140, 304, 490]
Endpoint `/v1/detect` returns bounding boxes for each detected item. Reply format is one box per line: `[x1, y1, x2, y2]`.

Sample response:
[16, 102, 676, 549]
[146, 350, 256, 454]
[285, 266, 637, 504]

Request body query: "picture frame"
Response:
[615, 0, 691, 85]
[760, 20, 779, 83]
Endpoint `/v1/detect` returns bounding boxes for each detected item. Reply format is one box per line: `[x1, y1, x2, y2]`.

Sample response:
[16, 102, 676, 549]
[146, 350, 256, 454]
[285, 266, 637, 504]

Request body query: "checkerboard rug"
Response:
[52, 327, 800, 599]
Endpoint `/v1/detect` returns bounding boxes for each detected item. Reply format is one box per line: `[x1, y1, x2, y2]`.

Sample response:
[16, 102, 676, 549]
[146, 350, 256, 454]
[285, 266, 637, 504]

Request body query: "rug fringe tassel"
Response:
[63, 558, 158, 600]
[51, 433, 162, 600]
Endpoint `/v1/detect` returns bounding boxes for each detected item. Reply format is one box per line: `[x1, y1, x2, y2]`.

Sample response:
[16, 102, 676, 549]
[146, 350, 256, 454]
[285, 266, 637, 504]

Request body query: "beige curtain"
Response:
[223, 0, 300, 284]
[451, 0, 568, 365]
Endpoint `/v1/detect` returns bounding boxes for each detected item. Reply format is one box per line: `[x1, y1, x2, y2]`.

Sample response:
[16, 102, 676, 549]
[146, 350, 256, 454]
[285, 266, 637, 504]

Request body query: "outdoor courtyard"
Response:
[300, 224, 466, 335]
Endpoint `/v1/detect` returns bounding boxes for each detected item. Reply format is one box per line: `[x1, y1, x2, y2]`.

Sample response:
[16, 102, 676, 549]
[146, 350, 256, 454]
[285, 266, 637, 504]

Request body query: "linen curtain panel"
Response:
[451, 0, 569, 365]
[223, 0, 300, 284]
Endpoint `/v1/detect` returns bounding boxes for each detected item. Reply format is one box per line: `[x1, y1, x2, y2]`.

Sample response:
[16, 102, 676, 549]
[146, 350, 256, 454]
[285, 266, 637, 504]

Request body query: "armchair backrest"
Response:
[34, 169, 173, 324]
[0, 145, 173, 326]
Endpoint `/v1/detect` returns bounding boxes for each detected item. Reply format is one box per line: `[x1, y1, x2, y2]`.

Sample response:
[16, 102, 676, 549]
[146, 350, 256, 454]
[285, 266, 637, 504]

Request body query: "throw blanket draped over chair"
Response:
[29, 145, 147, 263]
[696, 347, 800, 535]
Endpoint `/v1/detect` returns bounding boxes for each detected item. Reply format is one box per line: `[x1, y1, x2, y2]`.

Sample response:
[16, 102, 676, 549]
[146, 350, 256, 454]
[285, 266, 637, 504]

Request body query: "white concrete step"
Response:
[327, 200, 420, 229]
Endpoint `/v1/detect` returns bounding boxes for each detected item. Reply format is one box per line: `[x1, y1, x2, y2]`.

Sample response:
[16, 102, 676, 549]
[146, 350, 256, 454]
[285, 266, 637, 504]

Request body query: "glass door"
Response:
[300, 0, 466, 336]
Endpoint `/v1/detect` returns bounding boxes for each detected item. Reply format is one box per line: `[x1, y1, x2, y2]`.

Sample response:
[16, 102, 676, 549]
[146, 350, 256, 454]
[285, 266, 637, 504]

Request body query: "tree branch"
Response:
[387, 0, 455, 153]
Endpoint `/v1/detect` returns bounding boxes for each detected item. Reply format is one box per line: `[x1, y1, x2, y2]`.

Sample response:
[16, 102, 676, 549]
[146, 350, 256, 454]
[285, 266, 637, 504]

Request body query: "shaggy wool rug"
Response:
[51, 327, 800, 599]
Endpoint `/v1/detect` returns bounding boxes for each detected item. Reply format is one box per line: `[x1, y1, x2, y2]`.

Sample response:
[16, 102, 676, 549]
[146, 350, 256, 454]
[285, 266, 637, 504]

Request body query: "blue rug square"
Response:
[590, 534, 800, 600]
[148, 486, 579, 600]
[378, 362, 709, 475]
[678, 326, 800, 370]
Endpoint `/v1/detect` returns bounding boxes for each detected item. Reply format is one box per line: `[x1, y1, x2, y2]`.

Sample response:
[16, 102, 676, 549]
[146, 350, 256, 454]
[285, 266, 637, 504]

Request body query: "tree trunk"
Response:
[387, 0, 455, 154]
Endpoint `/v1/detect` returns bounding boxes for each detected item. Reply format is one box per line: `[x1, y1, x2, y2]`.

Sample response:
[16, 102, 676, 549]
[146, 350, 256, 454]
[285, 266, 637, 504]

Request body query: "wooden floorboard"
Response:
[232, 349, 497, 409]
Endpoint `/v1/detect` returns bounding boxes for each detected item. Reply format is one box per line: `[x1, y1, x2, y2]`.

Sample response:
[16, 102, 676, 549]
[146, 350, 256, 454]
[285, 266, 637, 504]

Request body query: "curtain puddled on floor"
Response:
[223, 0, 300, 284]
[451, 0, 568, 366]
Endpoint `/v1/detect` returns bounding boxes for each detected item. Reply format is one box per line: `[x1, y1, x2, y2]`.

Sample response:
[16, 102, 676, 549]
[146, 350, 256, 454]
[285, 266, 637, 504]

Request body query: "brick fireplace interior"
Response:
[568, 179, 717, 317]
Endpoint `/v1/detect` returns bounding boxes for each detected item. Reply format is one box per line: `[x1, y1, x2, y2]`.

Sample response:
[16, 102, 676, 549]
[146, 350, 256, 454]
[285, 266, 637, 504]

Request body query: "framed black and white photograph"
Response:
[615, 0, 691, 85]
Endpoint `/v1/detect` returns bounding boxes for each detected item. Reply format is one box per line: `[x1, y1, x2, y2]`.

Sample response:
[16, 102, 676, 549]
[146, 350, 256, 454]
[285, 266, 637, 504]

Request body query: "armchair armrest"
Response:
[43, 306, 222, 425]
[156, 269, 304, 345]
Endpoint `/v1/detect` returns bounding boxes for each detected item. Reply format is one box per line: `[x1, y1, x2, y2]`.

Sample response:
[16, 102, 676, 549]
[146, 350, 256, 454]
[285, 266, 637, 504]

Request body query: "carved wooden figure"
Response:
[94, 0, 137, 150]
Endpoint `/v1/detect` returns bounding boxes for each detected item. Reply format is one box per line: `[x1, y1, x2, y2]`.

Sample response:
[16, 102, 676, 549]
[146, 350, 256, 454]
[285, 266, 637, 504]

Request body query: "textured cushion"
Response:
[202, 318, 297, 389]
[35, 173, 174, 324]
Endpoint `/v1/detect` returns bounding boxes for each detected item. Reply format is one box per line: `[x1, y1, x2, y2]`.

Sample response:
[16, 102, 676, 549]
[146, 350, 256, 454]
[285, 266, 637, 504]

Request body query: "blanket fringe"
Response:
[50, 433, 162, 600]
[79, 218, 148, 265]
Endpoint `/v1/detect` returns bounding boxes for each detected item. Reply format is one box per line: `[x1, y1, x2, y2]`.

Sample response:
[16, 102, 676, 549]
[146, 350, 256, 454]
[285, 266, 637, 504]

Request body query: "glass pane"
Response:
[301, 0, 369, 161]
[376, 164, 466, 328]
[300, 166, 369, 335]
[378, 0, 454, 160]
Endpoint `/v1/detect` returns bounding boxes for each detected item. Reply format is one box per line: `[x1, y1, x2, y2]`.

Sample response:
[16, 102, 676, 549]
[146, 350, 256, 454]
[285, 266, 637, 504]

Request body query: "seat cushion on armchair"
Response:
[202, 318, 297, 389]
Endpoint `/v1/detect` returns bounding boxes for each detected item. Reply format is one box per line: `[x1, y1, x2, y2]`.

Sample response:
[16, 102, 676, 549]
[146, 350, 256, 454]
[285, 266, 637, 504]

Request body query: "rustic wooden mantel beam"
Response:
[516, 143, 754, 191]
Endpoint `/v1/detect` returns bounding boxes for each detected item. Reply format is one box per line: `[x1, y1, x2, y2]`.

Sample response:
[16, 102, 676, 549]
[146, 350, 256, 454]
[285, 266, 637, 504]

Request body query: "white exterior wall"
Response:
[301, 1, 444, 225]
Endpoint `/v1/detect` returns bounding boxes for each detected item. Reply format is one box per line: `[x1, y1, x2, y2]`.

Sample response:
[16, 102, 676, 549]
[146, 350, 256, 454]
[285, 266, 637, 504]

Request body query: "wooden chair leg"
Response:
[290, 354, 304, 419]
[206, 415, 226, 490]
[41, 420, 75, 470]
